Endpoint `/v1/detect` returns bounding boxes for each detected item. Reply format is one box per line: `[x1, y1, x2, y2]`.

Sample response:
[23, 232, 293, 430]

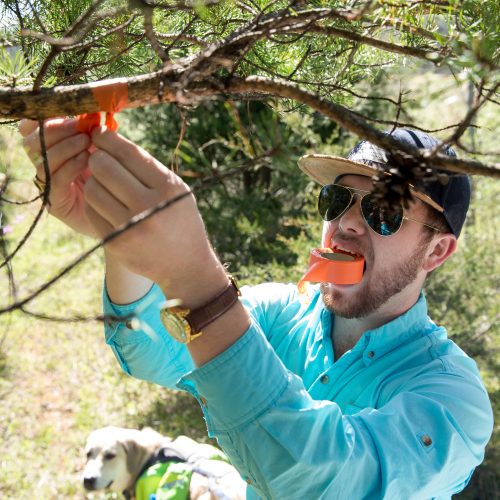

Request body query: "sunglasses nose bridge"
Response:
[345, 190, 363, 213]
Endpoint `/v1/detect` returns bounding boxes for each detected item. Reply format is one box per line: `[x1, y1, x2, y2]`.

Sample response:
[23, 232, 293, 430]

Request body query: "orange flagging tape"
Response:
[297, 247, 365, 296]
[76, 82, 128, 133]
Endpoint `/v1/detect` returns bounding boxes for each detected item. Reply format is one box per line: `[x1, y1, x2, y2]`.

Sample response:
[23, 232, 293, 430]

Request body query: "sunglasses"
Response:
[318, 184, 441, 236]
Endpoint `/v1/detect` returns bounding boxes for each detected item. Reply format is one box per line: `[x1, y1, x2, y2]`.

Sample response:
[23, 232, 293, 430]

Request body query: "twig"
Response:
[0, 190, 192, 315]
[21, 16, 137, 53]
[142, 3, 169, 63]
[0, 122, 51, 271]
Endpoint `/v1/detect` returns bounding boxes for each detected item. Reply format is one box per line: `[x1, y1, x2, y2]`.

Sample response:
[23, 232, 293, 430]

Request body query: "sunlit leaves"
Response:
[0, 46, 52, 86]
[5, 0, 495, 89]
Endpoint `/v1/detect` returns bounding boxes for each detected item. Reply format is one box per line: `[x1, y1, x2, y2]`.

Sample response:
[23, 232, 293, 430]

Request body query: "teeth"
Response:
[334, 245, 362, 258]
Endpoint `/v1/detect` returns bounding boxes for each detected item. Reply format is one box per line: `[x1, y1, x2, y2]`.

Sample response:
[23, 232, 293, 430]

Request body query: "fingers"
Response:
[91, 127, 174, 189]
[18, 119, 38, 137]
[35, 151, 89, 217]
[89, 149, 149, 210]
[33, 133, 90, 181]
[49, 150, 89, 190]
[22, 118, 80, 154]
[19, 118, 68, 137]
[84, 176, 131, 228]
[22, 118, 87, 179]
[84, 204, 116, 240]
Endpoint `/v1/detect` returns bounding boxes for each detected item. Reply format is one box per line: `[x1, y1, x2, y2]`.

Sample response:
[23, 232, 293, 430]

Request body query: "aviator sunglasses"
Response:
[318, 184, 442, 236]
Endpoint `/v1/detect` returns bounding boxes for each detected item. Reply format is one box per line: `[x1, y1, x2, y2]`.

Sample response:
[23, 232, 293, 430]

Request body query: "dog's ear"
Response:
[121, 439, 150, 481]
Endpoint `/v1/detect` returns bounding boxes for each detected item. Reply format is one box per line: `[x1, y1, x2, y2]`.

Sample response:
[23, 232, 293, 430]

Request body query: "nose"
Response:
[337, 194, 366, 235]
[83, 476, 97, 490]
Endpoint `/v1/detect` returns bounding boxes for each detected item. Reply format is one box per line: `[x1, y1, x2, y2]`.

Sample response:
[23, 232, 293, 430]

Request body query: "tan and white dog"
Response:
[82, 426, 247, 499]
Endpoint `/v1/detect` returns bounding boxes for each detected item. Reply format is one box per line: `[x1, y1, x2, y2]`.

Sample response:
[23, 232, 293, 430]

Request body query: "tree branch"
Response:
[226, 76, 500, 178]
[301, 24, 443, 61]
[1, 71, 498, 179]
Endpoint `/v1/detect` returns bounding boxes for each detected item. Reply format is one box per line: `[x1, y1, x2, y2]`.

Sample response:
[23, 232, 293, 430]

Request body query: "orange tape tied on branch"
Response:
[76, 82, 128, 133]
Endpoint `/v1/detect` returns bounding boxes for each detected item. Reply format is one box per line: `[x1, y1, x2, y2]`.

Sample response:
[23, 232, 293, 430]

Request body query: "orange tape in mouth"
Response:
[297, 247, 365, 295]
[76, 82, 128, 133]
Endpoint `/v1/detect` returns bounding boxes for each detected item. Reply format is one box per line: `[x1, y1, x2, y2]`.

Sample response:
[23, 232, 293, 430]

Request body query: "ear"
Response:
[422, 233, 457, 272]
[122, 440, 150, 481]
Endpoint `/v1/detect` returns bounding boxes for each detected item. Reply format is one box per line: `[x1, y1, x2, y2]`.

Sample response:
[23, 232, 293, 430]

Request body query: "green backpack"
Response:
[135, 461, 192, 500]
[134, 441, 230, 500]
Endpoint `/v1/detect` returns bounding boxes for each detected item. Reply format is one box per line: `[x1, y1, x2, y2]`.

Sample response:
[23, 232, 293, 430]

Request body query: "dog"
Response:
[82, 426, 247, 499]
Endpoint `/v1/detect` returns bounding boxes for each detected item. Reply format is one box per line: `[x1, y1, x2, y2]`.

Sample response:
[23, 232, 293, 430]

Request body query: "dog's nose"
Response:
[83, 476, 97, 490]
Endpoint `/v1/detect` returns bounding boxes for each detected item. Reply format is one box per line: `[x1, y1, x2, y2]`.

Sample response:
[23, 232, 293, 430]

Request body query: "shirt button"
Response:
[125, 320, 134, 329]
[367, 351, 375, 358]
[320, 374, 329, 384]
[421, 435, 432, 446]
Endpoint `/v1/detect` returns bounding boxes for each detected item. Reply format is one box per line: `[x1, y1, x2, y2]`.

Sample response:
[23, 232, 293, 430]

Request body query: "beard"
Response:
[320, 238, 430, 319]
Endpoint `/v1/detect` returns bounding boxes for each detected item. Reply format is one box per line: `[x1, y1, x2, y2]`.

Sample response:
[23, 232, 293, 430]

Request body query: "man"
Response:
[20, 120, 493, 499]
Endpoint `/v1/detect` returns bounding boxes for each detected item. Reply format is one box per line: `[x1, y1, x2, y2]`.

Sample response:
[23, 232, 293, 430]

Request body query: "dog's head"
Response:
[82, 426, 167, 495]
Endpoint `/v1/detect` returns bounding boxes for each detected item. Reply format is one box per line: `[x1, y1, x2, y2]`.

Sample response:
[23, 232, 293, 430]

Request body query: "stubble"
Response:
[320, 238, 430, 318]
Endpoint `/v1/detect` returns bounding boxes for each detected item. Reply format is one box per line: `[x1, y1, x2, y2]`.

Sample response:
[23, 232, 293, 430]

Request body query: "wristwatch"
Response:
[159, 275, 241, 344]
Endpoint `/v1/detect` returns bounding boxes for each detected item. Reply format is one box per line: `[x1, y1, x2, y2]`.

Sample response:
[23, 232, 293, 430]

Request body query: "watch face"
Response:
[160, 309, 191, 343]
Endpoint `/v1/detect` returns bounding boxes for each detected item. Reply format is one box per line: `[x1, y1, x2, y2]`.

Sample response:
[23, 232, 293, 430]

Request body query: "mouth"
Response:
[330, 245, 368, 280]
[332, 244, 364, 260]
[334, 245, 367, 273]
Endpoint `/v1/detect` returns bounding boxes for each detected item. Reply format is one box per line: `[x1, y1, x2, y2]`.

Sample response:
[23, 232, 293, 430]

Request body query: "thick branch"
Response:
[1, 72, 498, 178]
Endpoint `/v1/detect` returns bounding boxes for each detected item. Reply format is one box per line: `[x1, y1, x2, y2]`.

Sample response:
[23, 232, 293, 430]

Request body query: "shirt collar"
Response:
[317, 291, 436, 363]
[361, 292, 433, 361]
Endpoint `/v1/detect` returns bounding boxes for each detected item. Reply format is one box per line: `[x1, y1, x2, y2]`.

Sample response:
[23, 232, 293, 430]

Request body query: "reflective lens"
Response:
[318, 184, 352, 221]
[317, 184, 405, 236]
[360, 196, 403, 236]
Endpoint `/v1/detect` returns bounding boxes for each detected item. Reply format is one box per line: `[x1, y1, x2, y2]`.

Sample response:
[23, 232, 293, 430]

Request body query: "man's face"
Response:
[320, 175, 433, 318]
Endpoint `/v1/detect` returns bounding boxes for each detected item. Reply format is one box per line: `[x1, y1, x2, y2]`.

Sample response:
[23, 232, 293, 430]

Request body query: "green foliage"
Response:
[427, 0, 499, 86]
[0, 46, 46, 86]
[3, 0, 496, 91]
[121, 100, 334, 275]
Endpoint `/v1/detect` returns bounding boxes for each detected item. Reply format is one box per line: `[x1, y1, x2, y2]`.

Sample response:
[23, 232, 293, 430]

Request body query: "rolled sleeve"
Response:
[103, 283, 194, 387]
[177, 321, 291, 434]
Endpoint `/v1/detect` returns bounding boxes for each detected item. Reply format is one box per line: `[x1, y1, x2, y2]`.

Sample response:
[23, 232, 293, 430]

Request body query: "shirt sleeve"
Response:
[103, 282, 195, 388]
[101, 281, 302, 389]
[177, 321, 493, 499]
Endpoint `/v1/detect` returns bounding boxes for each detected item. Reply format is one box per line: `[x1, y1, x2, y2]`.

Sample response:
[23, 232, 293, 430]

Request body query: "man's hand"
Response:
[19, 118, 95, 237]
[21, 118, 250, 365]
[86, 127, 251, 365]
[86, 126, 228, 308]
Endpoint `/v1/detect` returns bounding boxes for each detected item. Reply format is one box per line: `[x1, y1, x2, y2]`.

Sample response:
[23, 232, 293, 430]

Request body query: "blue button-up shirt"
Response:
[103, 282, 493, 499]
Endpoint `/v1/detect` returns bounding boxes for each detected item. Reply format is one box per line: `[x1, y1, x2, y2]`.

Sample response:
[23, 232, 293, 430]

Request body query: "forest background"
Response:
[0, 1, 498, 498]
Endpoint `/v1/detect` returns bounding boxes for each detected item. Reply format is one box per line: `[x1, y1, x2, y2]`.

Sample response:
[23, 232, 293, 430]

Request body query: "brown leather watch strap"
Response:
[186, 276, 241, 333]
